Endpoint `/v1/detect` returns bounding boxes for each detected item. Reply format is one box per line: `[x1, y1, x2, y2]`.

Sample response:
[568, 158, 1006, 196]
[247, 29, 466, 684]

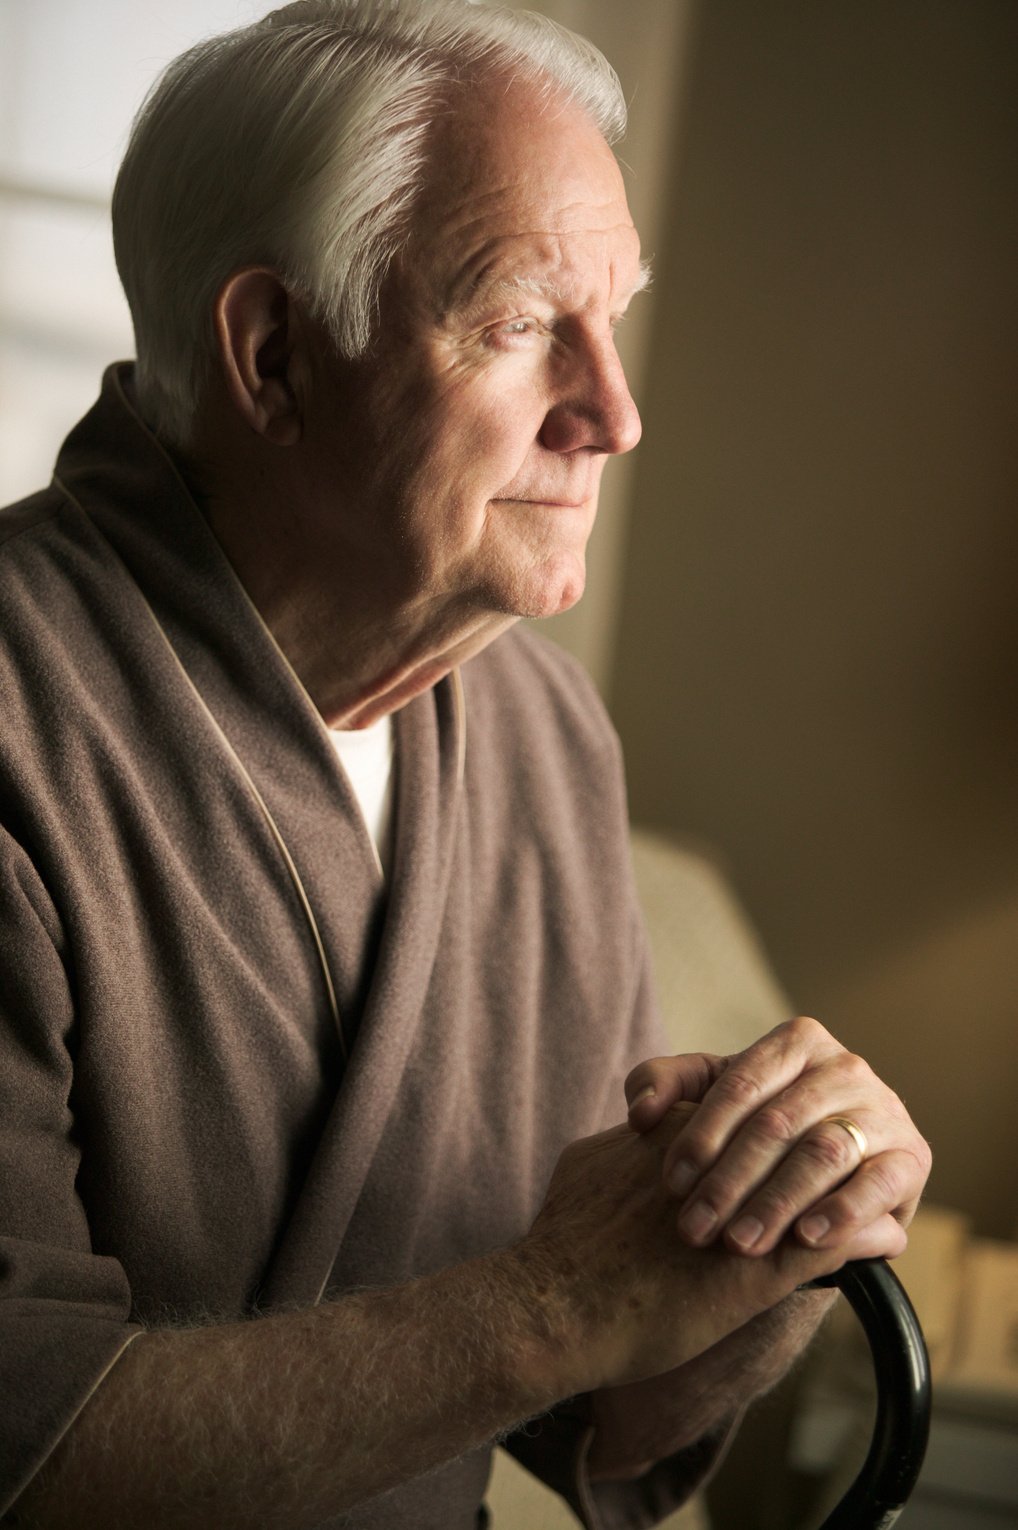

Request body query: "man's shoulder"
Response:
[0, 486, 94, 638]
[0, 484, 67, 554]
[0, 482, 114, 638]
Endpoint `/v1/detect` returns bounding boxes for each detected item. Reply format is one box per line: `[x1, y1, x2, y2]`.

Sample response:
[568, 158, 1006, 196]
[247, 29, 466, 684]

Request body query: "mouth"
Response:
[493, 496, 590, 509]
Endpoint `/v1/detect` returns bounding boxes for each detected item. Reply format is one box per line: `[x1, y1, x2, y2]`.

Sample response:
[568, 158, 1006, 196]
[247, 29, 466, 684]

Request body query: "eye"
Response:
[485, 316, 546, 349]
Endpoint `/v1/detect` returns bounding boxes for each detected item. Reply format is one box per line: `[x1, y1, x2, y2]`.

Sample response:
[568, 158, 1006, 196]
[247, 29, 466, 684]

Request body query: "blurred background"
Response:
[2, 0, 1016, 1521]
[542, 0, 1018, 1247]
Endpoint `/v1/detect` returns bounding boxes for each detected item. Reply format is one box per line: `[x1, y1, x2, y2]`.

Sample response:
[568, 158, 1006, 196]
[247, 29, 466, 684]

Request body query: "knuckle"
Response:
[838, 1049, 873, 1086]
[860, 1153, 917, 1216]
[861, 1159, 900, 1212]
[881, 1090, 912, 1130]
[803, 1124, 856, 1175]
[752, 1182, 800, 1225]
[714, 1067, 764, 1112]
[883, 1099, 931, 1177]
[897, 1140, 933, 1194]
[788, 1014, 826, 1045]
[779, 1013, 841, 1063]
[752, 1103, 799, 1148]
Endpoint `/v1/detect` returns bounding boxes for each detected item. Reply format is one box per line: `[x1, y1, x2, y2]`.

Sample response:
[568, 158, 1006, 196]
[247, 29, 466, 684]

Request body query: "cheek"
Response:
[457, 375, 551, 483]
[416, 391, 545, 506]
[329, 341, 550, 517]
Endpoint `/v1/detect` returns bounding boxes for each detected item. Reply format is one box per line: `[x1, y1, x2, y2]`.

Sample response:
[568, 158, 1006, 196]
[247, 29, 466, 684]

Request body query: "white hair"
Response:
[111, 0, 627, 448]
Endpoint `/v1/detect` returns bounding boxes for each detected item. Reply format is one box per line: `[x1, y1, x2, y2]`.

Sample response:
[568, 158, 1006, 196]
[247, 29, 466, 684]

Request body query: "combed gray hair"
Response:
[112, 0, 627, 448]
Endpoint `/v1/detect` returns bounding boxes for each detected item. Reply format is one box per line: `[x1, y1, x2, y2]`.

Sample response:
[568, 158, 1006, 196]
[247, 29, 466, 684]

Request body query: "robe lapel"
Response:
[260, 674, 465, 1306]
[58, 367, 388, 1066]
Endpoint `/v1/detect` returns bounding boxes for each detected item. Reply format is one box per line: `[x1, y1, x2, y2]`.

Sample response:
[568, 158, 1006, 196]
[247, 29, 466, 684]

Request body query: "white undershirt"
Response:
[329, 715, 395, 876]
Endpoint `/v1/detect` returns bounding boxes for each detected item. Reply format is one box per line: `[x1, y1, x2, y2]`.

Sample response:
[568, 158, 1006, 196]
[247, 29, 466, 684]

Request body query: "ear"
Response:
[213, 267, 304, 446]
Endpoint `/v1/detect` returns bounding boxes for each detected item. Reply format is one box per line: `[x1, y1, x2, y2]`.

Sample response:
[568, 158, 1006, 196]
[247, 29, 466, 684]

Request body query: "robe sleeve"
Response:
[504, 1400, 735, 1530]
[0, 827, 141, 1517]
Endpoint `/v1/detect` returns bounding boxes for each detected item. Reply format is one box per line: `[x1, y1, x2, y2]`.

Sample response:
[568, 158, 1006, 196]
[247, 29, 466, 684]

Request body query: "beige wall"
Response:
[549, 0, 1018, 1236]
[535, 0, 699, 684]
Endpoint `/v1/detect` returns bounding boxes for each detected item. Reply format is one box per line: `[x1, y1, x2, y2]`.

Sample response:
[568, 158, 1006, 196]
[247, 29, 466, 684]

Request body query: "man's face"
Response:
[301, 77, 644, 626]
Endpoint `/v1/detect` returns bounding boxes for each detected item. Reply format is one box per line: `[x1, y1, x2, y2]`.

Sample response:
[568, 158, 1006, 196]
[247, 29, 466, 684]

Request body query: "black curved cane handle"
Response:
[803, 1258, 932, 1528]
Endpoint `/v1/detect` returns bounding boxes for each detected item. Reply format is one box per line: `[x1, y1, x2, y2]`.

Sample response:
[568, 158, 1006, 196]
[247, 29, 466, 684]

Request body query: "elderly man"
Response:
[0, 3, 929, 1528]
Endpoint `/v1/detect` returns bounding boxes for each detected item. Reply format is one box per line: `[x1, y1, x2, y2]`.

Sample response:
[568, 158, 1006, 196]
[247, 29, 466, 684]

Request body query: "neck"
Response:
[283, 597, 514, 729]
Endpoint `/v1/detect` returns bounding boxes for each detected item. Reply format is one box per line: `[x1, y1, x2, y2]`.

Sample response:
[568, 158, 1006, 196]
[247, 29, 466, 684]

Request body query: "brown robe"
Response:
[0, 366, 727, 1527]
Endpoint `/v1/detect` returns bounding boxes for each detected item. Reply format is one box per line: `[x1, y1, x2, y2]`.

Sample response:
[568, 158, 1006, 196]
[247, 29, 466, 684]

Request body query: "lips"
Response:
[494, 496, 590, 508]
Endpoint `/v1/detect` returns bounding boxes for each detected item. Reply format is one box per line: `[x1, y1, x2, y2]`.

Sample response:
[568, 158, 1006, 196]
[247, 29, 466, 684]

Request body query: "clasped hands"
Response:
[523, 1016, 931, 1402]
[625, 1013, 931, 1268]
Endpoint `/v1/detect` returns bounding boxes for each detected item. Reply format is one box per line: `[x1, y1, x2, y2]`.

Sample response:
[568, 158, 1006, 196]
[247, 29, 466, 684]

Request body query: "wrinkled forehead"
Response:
[401, 75, 640, 314]
[437, 224, 647, 327]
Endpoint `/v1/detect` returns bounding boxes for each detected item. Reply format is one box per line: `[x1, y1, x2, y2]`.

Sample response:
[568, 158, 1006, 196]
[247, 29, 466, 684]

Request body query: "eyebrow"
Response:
[623, 259, 655, 306]
[451, 258, 654, 320]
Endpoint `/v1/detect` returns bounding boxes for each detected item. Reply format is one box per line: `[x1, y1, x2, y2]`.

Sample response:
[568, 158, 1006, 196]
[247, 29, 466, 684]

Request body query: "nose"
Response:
[539, 334, 642, 457]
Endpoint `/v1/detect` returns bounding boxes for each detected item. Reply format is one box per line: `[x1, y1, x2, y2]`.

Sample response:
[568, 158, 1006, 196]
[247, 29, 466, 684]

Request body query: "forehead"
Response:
[403, 77, 642, 314]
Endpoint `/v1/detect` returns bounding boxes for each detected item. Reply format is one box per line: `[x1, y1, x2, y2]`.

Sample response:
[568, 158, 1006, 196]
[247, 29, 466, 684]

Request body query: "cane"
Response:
[803, 1258, 931, 1529]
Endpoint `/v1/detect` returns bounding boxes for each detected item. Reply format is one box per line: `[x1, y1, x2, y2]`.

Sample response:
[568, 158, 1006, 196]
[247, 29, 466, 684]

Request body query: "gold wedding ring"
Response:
[823, 1115, 868, 1162]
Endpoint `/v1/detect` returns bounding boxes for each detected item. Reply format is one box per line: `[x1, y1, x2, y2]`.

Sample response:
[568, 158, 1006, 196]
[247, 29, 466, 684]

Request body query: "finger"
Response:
[743, 1210, 909, 1298]
[624, 1052, 728, 1132]
[675, 1097, 928, 1257]
[659, 1016, 849, 1193]
[819, 1210, 909, 1264]
[794, 1146, 931, 1251]
[710, 1115, 881, 1254]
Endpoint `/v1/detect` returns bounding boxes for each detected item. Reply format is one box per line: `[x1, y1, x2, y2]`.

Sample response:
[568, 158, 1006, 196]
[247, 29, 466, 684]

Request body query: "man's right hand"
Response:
[515, 1103, 865, 1395]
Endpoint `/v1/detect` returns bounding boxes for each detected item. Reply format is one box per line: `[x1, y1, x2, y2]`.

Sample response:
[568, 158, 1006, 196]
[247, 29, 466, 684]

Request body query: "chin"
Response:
[510, 553, 587, 620]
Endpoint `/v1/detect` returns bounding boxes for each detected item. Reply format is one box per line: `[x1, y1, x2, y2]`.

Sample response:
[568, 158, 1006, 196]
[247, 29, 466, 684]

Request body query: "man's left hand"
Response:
[624, 1015, 931, 1258]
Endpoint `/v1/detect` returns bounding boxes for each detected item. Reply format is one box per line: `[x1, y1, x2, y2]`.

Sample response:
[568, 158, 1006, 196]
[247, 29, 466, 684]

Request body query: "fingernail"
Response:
[799, 1214, 831, 1246]
[628, 1084, 656, 1112]
[729, 1215, 764, 1251]
[668, 1159, 697, 1197]
[680, 1200, 718, 1242]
